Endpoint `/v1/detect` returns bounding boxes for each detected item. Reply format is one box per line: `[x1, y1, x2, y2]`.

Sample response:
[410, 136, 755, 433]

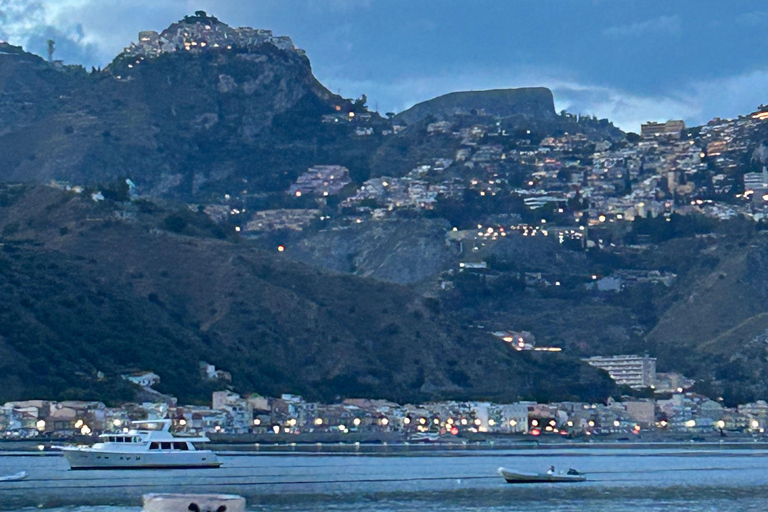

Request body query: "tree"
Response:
[353, 94, 368, 111]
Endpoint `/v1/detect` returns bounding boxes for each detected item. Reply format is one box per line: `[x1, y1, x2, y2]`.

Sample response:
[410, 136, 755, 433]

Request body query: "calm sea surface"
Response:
[2, 447, 768, 511]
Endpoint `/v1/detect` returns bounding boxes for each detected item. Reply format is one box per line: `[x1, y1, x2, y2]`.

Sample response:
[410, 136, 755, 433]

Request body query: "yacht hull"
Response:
[62, 449, 221, 470]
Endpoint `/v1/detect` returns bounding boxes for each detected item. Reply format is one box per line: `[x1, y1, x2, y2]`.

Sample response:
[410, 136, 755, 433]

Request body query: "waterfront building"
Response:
[584, 355, 656, 389]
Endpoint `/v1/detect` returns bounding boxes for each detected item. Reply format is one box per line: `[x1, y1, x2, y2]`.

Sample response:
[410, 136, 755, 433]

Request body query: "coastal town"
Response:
[3, 358, 766, 441]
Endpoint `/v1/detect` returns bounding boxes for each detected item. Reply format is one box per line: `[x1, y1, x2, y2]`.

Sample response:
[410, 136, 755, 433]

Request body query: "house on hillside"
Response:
[123, 372, 160, 388]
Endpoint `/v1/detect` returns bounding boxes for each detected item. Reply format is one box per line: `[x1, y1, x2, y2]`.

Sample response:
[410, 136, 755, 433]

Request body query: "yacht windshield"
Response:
[132, 422, 165, 431]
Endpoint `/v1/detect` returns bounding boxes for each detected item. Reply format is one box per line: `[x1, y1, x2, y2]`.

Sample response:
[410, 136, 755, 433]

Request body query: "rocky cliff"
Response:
[0, 17, 373, 200]
[394, 88, 557, 125]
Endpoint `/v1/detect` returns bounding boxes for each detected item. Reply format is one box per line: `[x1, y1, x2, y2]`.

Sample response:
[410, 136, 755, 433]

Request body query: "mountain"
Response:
[394, 88, 558, 125]
[0, 184, 616, 404]
[0, 15, 383, 201]
[645, 230, 768, 405]
[6, 12, 768, 409]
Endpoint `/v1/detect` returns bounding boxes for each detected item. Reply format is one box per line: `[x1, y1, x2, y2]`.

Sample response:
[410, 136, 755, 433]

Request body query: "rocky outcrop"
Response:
[0, 20, 348, 199]
[283, 219, 456, 284]
[394, 87, 557, 125]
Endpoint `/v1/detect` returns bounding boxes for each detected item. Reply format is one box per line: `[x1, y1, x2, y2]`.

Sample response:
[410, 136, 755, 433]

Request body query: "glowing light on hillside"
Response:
[295, 190, 302, 197]
[277, 245, 285, 252]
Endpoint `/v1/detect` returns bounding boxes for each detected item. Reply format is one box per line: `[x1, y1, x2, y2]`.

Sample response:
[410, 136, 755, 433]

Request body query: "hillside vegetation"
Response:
[0, 185, 616, 404]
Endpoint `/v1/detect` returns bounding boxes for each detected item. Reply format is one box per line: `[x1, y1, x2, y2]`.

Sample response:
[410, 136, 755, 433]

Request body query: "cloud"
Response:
[0, 0, 112, 64]
[331, 63, 768, 134]
[311, 0, 374, 12]
[737, 11, 768, 26]
[603, 15, 681, 38]
[552, 83, 698, 133]
[318, 66, 701, 133]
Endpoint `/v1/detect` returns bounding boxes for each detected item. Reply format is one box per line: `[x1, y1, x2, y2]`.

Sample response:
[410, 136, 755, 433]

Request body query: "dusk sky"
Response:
[2, 0, 768, 131]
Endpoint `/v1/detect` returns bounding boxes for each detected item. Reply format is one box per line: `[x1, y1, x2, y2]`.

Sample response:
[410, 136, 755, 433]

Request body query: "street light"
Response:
[36, 420, 45, 432]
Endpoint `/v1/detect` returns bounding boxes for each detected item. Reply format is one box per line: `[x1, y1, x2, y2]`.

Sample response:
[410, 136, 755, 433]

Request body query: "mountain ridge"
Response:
[394, 87, 558, 125]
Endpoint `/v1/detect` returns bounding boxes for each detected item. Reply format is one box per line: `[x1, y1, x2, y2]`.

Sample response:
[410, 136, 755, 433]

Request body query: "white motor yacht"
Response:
[60, 420, 221, 470]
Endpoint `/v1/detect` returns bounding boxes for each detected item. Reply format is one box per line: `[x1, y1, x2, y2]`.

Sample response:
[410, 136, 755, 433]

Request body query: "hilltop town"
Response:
[120, 11, 303, 61]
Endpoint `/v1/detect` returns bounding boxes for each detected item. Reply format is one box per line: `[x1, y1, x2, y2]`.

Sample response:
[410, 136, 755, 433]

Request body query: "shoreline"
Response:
[4, 437, 768, 455]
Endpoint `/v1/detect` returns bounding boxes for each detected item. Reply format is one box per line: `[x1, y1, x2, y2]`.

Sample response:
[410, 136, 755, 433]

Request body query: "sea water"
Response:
[2, 447, 768, 511]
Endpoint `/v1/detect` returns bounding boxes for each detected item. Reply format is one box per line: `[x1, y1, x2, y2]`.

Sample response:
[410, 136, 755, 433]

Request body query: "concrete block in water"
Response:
[142, 493, 245, 512]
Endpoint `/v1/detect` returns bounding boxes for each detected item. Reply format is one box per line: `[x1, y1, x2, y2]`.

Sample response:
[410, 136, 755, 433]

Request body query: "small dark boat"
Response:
[498, 467, 586, 483]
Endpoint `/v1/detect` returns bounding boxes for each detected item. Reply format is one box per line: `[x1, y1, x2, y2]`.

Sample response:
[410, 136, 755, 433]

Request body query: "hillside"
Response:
[0, 17, 384, 201]
[645, 230, 768, 404]
[0, 184, 616, 404]
[5, 12, 768, 409]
